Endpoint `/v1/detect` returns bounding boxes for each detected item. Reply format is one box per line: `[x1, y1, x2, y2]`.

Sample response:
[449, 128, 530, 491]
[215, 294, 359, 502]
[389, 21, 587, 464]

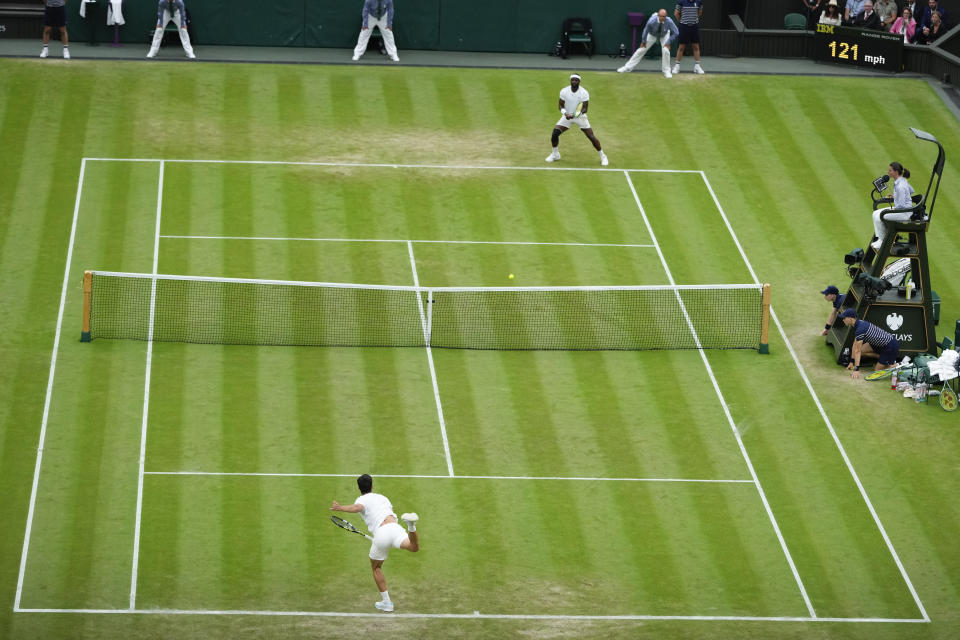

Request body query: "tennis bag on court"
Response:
[900, 354, 938, 384]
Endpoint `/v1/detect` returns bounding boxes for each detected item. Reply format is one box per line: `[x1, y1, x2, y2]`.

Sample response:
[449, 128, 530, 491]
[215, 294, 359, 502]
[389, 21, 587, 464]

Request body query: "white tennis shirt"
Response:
[355, 492, 397, 533]
[559, 85, 589, 115]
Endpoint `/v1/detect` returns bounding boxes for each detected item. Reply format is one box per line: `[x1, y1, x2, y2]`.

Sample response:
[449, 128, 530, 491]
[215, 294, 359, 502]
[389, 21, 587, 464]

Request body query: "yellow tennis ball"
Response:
[508, 274, 514, 279]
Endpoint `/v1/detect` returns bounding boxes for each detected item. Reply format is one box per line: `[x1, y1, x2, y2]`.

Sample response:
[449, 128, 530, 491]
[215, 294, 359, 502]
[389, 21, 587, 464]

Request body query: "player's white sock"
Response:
[381, 590, 390, 603]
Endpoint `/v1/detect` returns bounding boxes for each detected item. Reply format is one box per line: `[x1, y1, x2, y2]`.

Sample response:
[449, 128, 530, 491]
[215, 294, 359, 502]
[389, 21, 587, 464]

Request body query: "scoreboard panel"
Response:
[814, 23, 903, 72]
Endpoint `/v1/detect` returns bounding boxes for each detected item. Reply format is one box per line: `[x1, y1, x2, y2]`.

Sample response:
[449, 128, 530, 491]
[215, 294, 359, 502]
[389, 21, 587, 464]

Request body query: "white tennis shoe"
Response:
[672, 63, 679, 75]
[694, 64, 705, 74]
[40, 47, 49, 58]
[375, 600, 394, 612]
[663, 69, 672, 78]
[600, 153, 609, 167]
[401, 512, 419, 524]
[616, 66, 628, 73]
[62, 48, 70, 59]
[545, 151, 560, 163]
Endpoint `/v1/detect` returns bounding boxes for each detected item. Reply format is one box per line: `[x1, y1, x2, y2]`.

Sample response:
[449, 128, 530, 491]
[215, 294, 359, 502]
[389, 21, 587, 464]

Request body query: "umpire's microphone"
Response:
[873, 174, 890, 192]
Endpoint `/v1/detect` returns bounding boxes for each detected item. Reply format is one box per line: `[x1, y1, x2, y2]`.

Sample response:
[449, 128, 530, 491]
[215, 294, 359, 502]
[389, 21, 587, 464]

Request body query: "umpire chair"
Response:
[826, 128, 945, 362]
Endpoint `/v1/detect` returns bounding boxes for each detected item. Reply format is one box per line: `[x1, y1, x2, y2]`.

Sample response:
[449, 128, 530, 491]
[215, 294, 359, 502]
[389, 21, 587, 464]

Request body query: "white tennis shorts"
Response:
[555, 114, 592, 130]
[369, 522, 408, 561]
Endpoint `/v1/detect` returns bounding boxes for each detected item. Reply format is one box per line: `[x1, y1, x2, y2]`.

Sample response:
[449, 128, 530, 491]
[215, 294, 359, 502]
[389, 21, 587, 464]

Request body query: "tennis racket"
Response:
[865, 369, 895, 381]
[574, 102, 584, 117]
[330, 515, 374, 541]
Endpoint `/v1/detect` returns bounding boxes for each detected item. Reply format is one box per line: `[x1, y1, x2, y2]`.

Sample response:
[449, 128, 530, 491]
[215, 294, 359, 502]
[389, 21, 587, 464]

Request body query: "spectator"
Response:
[353, 0, 399, 62]
[902, 1, 922, 21]
[616, 9, 679, 78]
[821, 285, 846, 336]
[918, 9, 947, 43]
[820, 0, 843, 26]
[874, 0, 898, 30]
[545, 74, 609, 166]
[918, 0, 947, 31]
[850, 1, 882, 29]
[871, 161, 914, 251]
[844, 0, 865, 23]
[40, 0, 69, 59]
[147, 0, 195, 59]
[801, 0, 823, 29]
[673, 0, 704, 75]
[820, 0, 843, 25]
[840, 309, 900, 378]
[890, 6, 918, 43]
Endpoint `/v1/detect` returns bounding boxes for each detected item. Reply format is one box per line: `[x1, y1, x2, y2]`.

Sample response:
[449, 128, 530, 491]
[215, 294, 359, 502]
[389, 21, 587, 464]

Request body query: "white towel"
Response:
[928, 349, 959, 381]
[80, 0, 125, 26]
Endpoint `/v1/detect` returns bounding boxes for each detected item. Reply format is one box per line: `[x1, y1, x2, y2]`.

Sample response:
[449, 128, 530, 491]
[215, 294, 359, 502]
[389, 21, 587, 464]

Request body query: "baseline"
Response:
[12, 607, 928, 623]
[143, 471, 754, 483]
[160, 235, 655, 249]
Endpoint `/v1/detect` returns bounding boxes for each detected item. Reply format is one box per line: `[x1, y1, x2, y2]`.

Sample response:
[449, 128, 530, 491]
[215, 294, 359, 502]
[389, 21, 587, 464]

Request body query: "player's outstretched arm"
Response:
[331, 500, 364, 513]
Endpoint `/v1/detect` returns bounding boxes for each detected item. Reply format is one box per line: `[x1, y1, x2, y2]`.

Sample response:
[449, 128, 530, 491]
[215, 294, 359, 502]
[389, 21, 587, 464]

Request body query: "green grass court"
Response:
[2, 60, 960, 639]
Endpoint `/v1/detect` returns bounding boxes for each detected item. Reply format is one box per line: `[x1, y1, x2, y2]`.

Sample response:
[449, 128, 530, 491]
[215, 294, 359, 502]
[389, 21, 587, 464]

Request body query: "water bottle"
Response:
[619, 42, 627, 58]
[891, 370, 898, 390]
[841, 347, 851, 366]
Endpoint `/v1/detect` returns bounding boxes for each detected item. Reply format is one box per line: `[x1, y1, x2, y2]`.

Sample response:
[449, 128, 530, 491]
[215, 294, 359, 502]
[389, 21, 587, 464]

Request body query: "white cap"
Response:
[570, 74, 581, 80]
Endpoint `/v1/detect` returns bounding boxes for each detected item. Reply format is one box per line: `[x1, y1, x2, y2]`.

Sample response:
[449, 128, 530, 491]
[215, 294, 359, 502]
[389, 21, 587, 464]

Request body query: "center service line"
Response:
[407, 241, 455, 477]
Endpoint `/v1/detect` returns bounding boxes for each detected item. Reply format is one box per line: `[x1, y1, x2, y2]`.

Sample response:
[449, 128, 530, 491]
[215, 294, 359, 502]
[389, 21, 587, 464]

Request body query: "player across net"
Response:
[81, 271, 772, 352]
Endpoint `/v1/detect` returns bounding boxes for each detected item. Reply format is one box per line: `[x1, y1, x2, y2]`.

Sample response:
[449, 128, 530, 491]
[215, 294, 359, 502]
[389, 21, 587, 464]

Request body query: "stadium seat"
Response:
[784, 13, 807, 30]
[562, 18, 594, 58]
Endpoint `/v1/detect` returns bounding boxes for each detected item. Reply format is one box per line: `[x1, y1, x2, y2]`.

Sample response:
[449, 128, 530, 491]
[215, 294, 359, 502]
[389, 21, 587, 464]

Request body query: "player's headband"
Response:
[570, 74, 581, 80]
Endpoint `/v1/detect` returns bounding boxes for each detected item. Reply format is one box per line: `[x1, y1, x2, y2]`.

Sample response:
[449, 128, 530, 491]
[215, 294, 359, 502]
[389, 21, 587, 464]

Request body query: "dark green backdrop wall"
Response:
[67, 0, 670, 54]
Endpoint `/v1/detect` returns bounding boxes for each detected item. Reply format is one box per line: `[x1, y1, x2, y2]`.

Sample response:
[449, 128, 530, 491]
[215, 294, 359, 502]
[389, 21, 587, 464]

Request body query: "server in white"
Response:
[331, 474, 420, 613]
[546, 74, 609, 166]
[617, 9, 680, 78]
[353, 0, 399, 62]
[147, 0, 195, 59]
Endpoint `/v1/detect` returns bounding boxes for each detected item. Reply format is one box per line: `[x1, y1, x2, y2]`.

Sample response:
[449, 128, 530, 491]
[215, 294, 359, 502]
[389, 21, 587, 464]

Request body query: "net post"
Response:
[758, 283, 771, 354]
[81, 270, 92, 342]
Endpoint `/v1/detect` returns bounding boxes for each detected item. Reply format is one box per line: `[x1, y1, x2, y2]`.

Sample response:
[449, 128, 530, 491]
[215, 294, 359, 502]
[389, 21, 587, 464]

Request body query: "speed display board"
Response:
[814, 24, 903, 72]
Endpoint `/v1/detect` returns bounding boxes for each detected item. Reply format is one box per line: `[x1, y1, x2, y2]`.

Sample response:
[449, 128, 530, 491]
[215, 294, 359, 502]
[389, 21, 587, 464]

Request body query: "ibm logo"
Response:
[816, 24, 835, 34]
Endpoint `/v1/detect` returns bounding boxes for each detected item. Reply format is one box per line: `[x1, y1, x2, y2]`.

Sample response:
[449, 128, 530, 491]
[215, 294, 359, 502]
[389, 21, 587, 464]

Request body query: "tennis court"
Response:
[13, 157, 927, 624]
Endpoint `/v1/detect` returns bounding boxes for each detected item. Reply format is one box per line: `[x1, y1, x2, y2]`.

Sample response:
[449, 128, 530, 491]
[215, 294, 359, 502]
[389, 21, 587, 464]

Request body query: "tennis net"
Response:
[82, 271, 771, 352]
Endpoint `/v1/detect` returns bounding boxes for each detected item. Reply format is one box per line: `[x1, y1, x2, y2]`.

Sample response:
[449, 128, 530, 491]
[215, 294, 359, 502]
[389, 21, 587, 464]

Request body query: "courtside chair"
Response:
[784, 12, 807, 30]
[562, 17, 595, 58]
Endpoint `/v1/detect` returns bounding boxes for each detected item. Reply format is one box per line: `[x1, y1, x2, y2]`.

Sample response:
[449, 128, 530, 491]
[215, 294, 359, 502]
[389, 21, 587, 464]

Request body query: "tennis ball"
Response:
[508, 274, 514, 279]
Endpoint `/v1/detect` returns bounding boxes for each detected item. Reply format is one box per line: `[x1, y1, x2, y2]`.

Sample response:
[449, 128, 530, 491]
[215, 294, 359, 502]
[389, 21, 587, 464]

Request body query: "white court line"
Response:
[698, 172, 930, 622]
[128, 161, 164, 610]
[623, 171, 817, 619]
[11, 607, 928, 623]
[83, 157, 702, 173]
[13, 159, 89, 611]
[407, 241, 455, 477]
[143, 471, 754, 483]
[160, 235, 655, 249]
